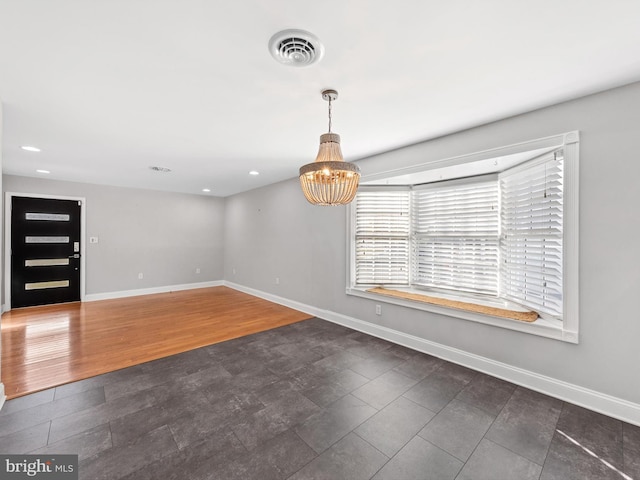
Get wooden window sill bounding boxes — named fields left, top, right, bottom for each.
left=366, top=287, right=538, bottom=323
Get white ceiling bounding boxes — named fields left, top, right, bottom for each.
left=1, top=0, right=640, bottom=197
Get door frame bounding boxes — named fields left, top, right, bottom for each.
left=4, top=192, right=87, bottom=312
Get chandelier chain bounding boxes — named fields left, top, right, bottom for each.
left=328, top=97, right=332, bottom=133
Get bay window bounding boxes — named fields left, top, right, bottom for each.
left=347, top=132, right=579, bottom=342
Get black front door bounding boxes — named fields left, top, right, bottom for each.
left=11, top=196, right=82, bottom=308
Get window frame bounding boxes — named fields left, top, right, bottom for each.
left=346, top=132, right=579, bottom=343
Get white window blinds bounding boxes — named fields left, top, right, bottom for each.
left=355, top=191, right=410, bottom=285
left=352, top=151, right=565, bottom=321
left=412, top=179, right=500, bottom=295
left=500, top=152, right=563, bottom=318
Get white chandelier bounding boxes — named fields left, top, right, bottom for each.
left=299, top=90, right=361, bottom=206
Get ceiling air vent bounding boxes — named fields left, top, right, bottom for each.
left=268, top=29, right=324, bottom=67
left=149, top=166, right=171, bottom=173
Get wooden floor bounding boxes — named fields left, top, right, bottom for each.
left=0, top=286, right=312, bottom=399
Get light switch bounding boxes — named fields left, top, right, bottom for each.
left=89, top=237, right=99, bottom=244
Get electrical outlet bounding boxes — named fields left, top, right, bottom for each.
left=375, top=304, right=382, bottom=315
left=89, top=236, right=99, bottom=244
left=138, top=273, right=143, bottom=279
left=196, top=268, right=201, bottom=274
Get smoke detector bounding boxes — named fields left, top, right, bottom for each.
left=268, top=29, right=324, bottom=67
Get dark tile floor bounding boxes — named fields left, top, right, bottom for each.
left=1, top=318, right=638, bottom=479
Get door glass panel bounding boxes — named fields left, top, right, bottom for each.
left=25, top=258, right=70, bottom=267
left=25, top=280, right=70, bottom=290
left=25, top=236, right=70, bottom=243
left=25, top=213, right=71, bottom=221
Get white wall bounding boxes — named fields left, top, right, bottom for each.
left=224, top=81, right=640, bottom=420
left=3, top=176, right=226, bottom=299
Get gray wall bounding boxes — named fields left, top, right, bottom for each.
left=3, top=176, right=225, bottom=298
left=224, top=81, right=640, bottom=406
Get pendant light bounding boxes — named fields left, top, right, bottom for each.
left=299, top=89, right=361, bottom=205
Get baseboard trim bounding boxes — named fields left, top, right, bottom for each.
left=224, top=281, right=640, bottom=427
left=85, top=281, right=224, bottom=302
left=0, top=383, right=6, bottom=412
left=224, top=282, right=322, bottom=318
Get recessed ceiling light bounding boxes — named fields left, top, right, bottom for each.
left=21, top=146, right=41, bottom=152
left=36, top=169, right=50, bottom=174
left=202, top=188, right=211, bottom=192
left=249, top=170, right=260, bottom=176
left=149, top=166, right=171, bottom=172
